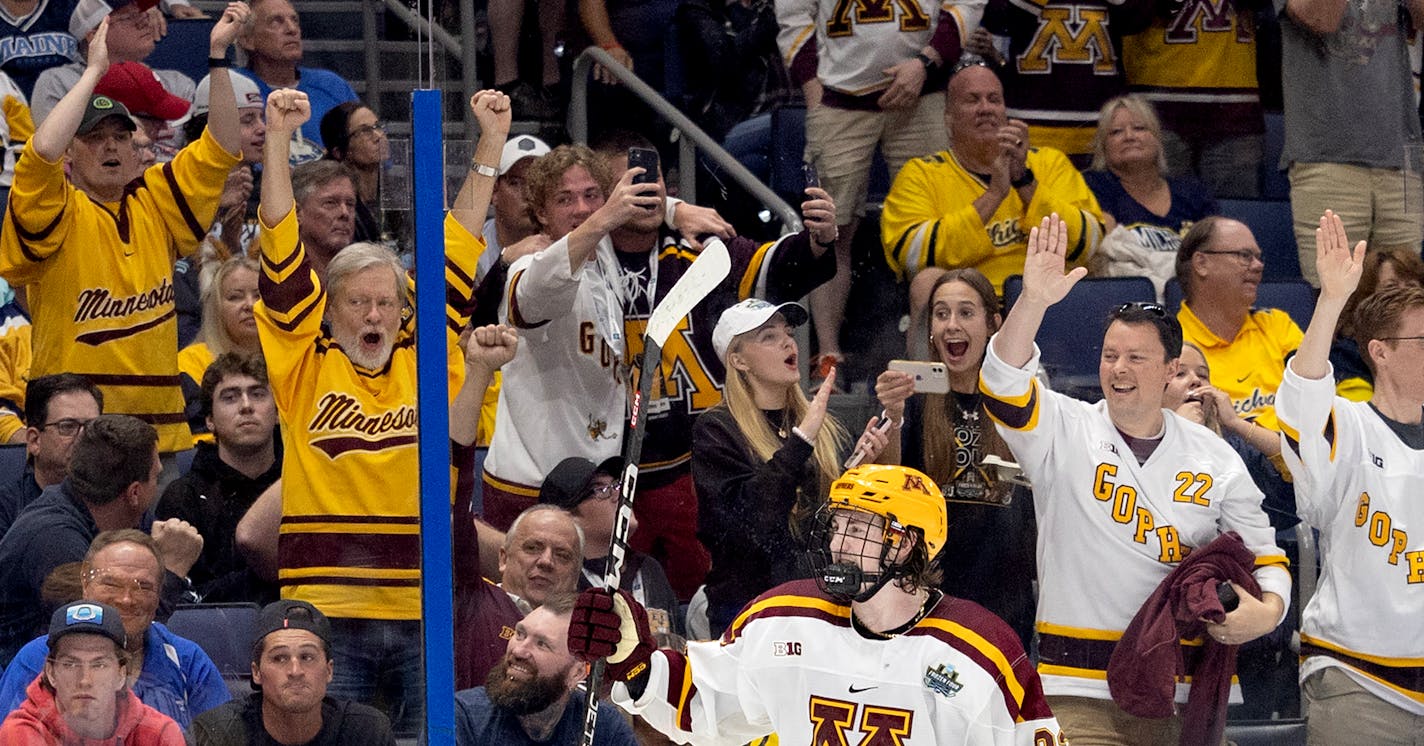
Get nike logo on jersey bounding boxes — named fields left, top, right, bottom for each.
left=848, top=684, right=877, bottom=693
left=1236, top=373, right=1250, bottom=383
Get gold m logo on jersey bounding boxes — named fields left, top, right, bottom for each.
left=1017, top=6, right=1116, bottom=74
left=901, top=474, right=931, bottom=494
left=624, top=314, right=722, bottom=413
left=825, top=0, right=930, bottom=37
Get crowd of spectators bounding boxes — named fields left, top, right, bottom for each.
left=0, top=0, right=1419, bottom=742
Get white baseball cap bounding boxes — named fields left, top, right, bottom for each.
left=499, top=135, right=550, bottom=176
left=191, top=73, right=264, bottom=117
left=712, top=299, right=808, bottom=363
left=70, top=0, right=153, bottom=42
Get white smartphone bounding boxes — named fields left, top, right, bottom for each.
left=888, top=360, right=950, bottom=394
left=843, top=410, right=895, bottom=469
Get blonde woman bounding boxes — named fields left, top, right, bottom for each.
left=178, top=256, right=262, bottom=442
left=692, top=299, right=889, bottom=635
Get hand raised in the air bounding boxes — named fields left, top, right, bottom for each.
left=1019, top=214, right=1085, bottom=309
left=1314, top=210, right=1366, bottom=304
left=265, top=89, right=310, bottom=136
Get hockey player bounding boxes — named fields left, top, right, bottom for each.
left=1276, top=210, right=1424, bottom=743
left=569, top=463, right=1065, bottom=744
left=979, top=214, right=1290, bottom=742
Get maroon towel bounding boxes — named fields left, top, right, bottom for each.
left=1107, top=532, right=1263, bottom=746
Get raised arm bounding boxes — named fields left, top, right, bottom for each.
left=258, top=89, right=310, bottom=226
left=1291, top=210, right=1364, bottom=380
left=451, top=324, right=518, bottom=446
left=30, top=19, right=109, bottom=160
left=990, top=214, right=1084, bottom=368
left=448, top=91, right=512, bottom=236
left=564, top=168, right=661, bottom=271
left=203, top=2, right=250, bottom=156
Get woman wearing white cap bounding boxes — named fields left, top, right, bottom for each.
left=691, top=298, right=891, bottom=635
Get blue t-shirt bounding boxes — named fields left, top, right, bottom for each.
left=1083, top=170, right=1217, bottom=255
left=0, top=622, right=230, bottom=729
left=451, top=687, right=637, bottom=746
left=236, top=66, right=357, bottom=148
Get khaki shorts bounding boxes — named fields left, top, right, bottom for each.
left=1288, top=161, right=1423, bottom=286
left=804, top=94, right=948, bottom=223
left=1303, top=666, right=1424, bottom=745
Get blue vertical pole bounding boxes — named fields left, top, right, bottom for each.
left=412, top=88, right=455, bottom=744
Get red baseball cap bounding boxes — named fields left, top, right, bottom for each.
left=94, top=61, right=190, bottom=121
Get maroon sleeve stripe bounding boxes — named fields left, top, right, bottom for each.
left=160, top=161, right=206, bottom=241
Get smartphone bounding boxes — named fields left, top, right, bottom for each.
left=888, top=360, right=950, bottom=394
left=803, top=161, right=820, bottom=190
left=628, top=147, right=659, bottom=185
left=843, top=410, right=896, bottom=469
left=982, top=454, right=1031, bottom=487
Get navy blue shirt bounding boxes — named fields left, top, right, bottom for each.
left=1084, top=170, right=1217, bottom=255
left=451, top=687, right=636, bottom=746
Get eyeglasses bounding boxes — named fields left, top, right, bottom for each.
left=348, top=121, right=385, bottom=141
left=1197, top=248, right=1263, bottom=265
left=39, top=418, right=94, bottom=437
left=1379, top=335, right=1424, bottom=342
left=48, top=656, right=120, bottom=677
left=1112, top=302, right=1167, bottom=318
left=951, top=57, right=991, bottom=76
left=84, top=569, right=160, bottom=599
left=585, top=482, right=620, bottom=501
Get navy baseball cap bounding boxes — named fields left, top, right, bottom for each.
left=48, top=601, right=127, bottom=651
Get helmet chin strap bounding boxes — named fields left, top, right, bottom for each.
left=817, top=535, right=903, bottom=603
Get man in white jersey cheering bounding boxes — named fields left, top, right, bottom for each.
left=978, top=214, right=1290, bottom=743
left=1277, top=210, right=1424, bottom=742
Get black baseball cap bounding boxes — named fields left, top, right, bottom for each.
left=48, top=601, right=127, bottom=651
left=76, top=95, right=137, bottom=137
left=256, top=600, right=331, bottom=648
left=538, top=456, right=624, bottom=511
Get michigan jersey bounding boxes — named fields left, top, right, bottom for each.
left=979, top=342, right=1290, bottom=701
left=881, top=146, right=1102, bottom=291
left=256, top=208, right=472, bottom=621
left=616, top=579, right=1065, bottom=745
left=0, top=130, right=240, bottom=453
left=1277, top=365, right=1424, bottom=714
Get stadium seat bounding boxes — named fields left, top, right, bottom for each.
left=146, top=18, right=217, bottom=86
left=0, top=443, right=25, bottom=485
left=1164, top=277, right=1313, bottom=329
left=1003, top=275, right=1156, bottom=399
left=1217, top=199, right=1302, bottom=281
left=1255, top=279, right=1316, bottom=329
left=1261, top=113, right=1290, bottom=200
left=164, top=603, right=261, bottom=681
left=1224, top=718, right=1308, bottom=746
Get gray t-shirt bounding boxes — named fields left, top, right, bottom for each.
left=1275, top=0, right=1421, bottom=169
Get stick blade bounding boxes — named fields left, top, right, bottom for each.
left=644, top=239, right=731, bottom=349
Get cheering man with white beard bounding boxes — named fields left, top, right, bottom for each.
left=253, top=87, right=507, bottom=734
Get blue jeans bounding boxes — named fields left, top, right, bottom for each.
left=326, top=618, right=424, bottom=736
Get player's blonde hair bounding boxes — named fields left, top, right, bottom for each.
left=722, top=331, right=849, bottom=532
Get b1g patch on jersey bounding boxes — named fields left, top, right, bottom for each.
left=773, top=641, right=803, bottom=656
left=924, top=663, right=963, bottom=698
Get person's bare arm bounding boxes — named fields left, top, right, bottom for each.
left=1284, top=0, right=1349, bottom=34
left=258, top=90, right=308, bottom=226
left=203, top=2, right=250, bottom=156
left=30, top=19, right=109, bottom=161
left=450, top=325, right=518, bottom=446
left=448, top=91, right=512, bottom=236
left=236, top=480, right=281, bottom=580
left=1292, top=210, right=1364, bottom=380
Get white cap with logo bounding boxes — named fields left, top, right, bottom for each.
left=499, top=135, right=551, bottom=176
left=192, top=73, right=264, bottom=117
left=712, top=299, right=808, bottom=363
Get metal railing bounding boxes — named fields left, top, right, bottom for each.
left=568, top=46, right=802, bottom=233
left=370, top=0, right=481, bottom=139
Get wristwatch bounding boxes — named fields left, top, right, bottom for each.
left=914, top=52, right=940, bottom=75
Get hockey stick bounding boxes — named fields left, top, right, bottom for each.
left=581, top=239, right=732, bottom=746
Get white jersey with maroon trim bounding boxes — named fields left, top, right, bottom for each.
left=614, top=579, right=1064, bottom=745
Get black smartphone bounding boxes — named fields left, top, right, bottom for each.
left=1217, top=581, right=1239, bottom=613
left=628, top=147, right=659, bottom=185
left=803, top=161, right=820, bottom=190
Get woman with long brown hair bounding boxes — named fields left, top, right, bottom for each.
left=692, top=299, right=889, bottom=636
left=874, top=268, right=1036, bottom=646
